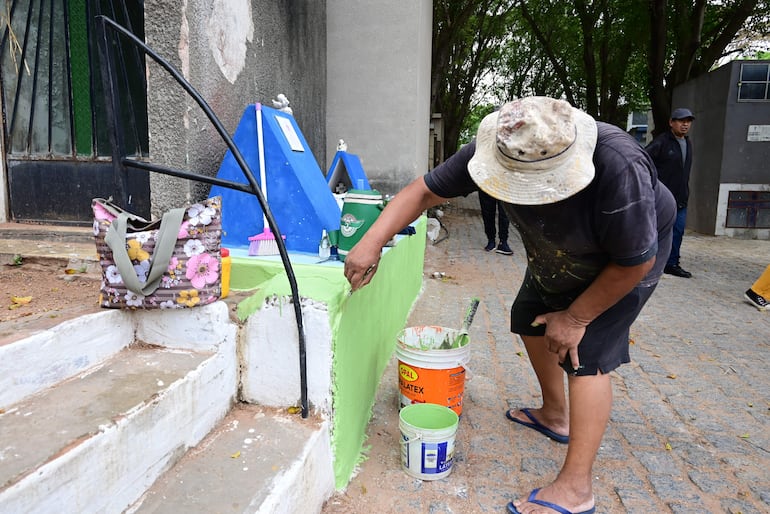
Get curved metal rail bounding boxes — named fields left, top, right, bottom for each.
left=95, top=15, right=309, bottom=418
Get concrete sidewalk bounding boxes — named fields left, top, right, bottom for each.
left=0, top=222, right=97, bottom=268
left=322, top=194, right=770, bottom=513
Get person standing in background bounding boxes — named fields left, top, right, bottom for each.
left=479, top=189, right=513, bottom=255
left=645, top=107, right=695, bottom=278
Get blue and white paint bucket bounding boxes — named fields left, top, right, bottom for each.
left=399, top=403, right=459, bottom=480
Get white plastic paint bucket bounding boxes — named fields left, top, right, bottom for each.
left=399, top=403, right=459, bottom=480
left=396, top=325, right=471, bottom=415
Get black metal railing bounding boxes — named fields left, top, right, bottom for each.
left=0, top=0, right=147, bottom=159
left=95, top=15, right=310, bottom=418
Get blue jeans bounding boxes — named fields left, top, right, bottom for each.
left=668, top=207, right=687, bottom=267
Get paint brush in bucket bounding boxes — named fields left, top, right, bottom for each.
left=441, top=297, right=480, bottom=349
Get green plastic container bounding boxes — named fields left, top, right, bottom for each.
left=336, top=189, right=384, bottom=261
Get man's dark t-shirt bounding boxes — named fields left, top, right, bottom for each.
left=424, top=122, right=676, bottom=299
left=644, top=130, right=692, bottom=208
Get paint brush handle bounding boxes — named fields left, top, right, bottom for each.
left=461, top=297, right=480, bottom=333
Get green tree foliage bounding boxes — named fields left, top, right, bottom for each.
left=431, top=0, right=770, bottom=153
left=458, top=103, right=497, bottom=145
left=511, top=0, right=650, bottom=125
left=648, top=0, right=770, bottom=134
left=431, top=0, right=515, bottom=158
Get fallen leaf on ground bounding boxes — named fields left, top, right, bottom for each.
left=9, top=296, right=33, bottom=309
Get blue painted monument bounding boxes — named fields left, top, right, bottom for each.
left=326, top=150, right=370, bottom=192
left=210, top=104, right=341, bottom=253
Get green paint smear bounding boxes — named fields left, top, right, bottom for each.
left=231, top=217, right=427, bottom=489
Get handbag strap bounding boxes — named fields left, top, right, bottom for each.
left=94, top=197, right=149, bottom=225
left=105, top=207, right=187, bottom=296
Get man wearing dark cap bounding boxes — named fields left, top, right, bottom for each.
left=645, top=107, right=696, bottom=278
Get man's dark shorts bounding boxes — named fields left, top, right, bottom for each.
left=511, top=270, right=657, bottom=376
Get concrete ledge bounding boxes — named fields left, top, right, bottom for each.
left=0, top=223, right=97, bottom=269
left=240, top=297, right=333, bottom=415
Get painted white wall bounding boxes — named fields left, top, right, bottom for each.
left=135, top=300, right=236, bottom=351
left=239, top=297, right=334, bottom=416
left=255, top=423, right=335, bottom=514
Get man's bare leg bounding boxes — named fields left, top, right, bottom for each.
left=507, top=335, right=569, bottom=437
left=512, top=372, right=611, bottom=513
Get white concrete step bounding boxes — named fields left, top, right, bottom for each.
left=129, top=403, right=333, bottom=514
left=0, top=304, right=239, bottom=513
left=0, top=302, right=335, bottom=513
left=0, top=309, right=132, bottom=410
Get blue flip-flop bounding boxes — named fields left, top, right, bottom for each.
left=506, top=488, right=596, bottom=514
left=505, top=408, right=569, bottom=444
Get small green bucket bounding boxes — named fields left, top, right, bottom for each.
left=399, top=403, right=459, bottom=480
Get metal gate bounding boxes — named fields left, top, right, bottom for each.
left=0, top=0, right=149, bottom=224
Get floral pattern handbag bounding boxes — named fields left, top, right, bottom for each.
left=92, top=196, right=222, bottom=309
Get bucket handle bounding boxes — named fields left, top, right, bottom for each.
left=400, top=433, right=423, bottom=445
left=457, top=359, right=473, bottom=381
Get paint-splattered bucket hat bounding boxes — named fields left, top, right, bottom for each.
left=468, top=96, right=598, bottom=205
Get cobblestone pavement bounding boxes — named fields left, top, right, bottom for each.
left=322, top=194, right=770, bottom=514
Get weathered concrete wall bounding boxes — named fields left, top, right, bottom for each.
left=672, top=66, right=728, bottom=236
left=144, top=0, right=326, bottom=216
left=326, top=0, right=433, bottom=195
left=720, top=61, right=770, bottom=186
left=674, top=60, right=770, bottom=238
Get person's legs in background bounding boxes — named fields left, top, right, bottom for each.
left=495, top=204, right=513, bottom=255
left=744, top=264, right=770, bottom=311
left=664, top=207, right=691, bottom=277
left=479, top=190, right=497, bottom=251
left=668, top=208, right=686, bottom=266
